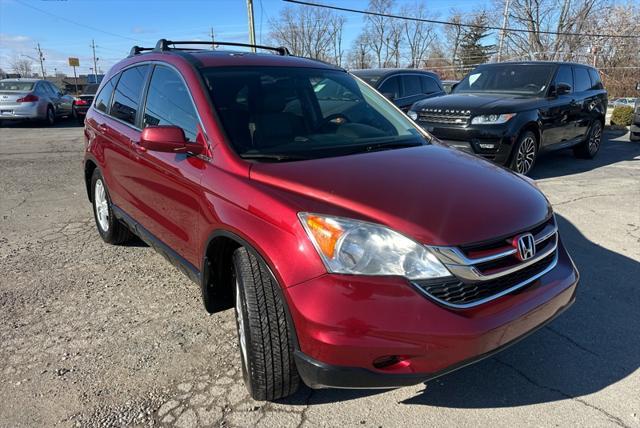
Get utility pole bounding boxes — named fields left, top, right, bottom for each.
left=210, top=27, right=215, bottom=50
left=90, top=39, right=99, bottom=83
left=497, top=0, right=511, bottom=62
left=246, top=0, right=256, bottom=52
left=35, top=43, right=46, bottom=78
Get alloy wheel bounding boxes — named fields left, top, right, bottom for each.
left=589, top=123, right=602, bottom=155
left=94, top=179, right=110, bottom=232
left=235, top=278, right=249, bottom=369
left=515, top=136, right=536, bottom=174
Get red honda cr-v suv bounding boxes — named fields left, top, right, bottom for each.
left=83, top=40, right=579, bottom=400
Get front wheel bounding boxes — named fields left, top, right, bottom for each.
left=232, top=247, right=299, bottom=401
left=90, top=169, right=132, bottom=244
left=573, top=121, right=602, bottom=159
left=510, top=130, right=538, bottom=175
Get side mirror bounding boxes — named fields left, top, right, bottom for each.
left=555, top=83, right=572, bottom=96
left=140, top=126, right=203, bottom=155
left=382, top=92, right=396, bottom=101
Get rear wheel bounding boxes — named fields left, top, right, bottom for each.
left=232, top=247, right=299, bottom=401
left=44, top=106, right=55, bottom=126
left=91, top=169, right=132, bottom=244
left=510, top=130, right=538, bottom=175
left=574, top=121, right=602, bottom=159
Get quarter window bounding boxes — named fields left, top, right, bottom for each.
left=111, top=65, right=149, bottom=125
left=94, top=78, right=115, bottom=114
left=143, top=66, right=198, bottom=141
left=573, top=67, right=592, bottom=92
left=588, top=68, right=603, bottom=90
left=421, top=76, right=441, bottom=94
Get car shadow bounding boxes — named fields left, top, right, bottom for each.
left=531, top=130, right=639, bottom=180
left=279, top=215, right=640, bottom=407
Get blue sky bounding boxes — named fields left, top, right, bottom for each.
left=0, top=0, right=485, bottom=76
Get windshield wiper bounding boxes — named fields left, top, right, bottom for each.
left=349, top=140, right=424, bottom=155
left=239, top=153, right=309, bottom=162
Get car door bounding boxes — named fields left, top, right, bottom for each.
left=540, top=65, right=575, bottom=148
left=98, top=65, right=151, bottom=222
left=49, top=82, right=73, bottom=115
left=132, top=64, right=206, bottom=264
left=377, top=76, right=400, bottom=107
left=572, top=66, right=596, bottom=139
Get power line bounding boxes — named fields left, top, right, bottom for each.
left=283, top=0, right=640, bottom=39
left=14, top=0, right=141, bottom=42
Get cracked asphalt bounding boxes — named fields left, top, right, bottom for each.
left=1, top=122, right=639, bottom=427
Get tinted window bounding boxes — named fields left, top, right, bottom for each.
left=421, top=76, right=441, bottom=94
left=401, top=75, right=422, bottom=97
left=94, top=79, right=115, bottom=113
left=111, top=65, right=149, bottom=125
left=378, top=76, right=399, bottom=99
left=574, top=67, right=591, bottom=92
left=48, top=82, right=62, bottom=95
left=588, top=69, right=603, bottom=90
left=455, top=64, right=554, bottom=95
left=143, top=66, right=198, bottom=142
left=554, top=65, right=573, bottom=93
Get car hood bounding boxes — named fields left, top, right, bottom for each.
left=249, top=145, right=551, bottom=246
left=411, top=93, right=543, bottom=114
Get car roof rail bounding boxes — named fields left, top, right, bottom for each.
left=153, top=39, right=290, bottom=56
left=129, top=46, right=154, bottom=57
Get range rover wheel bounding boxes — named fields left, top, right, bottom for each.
left=91, top=169, right=132, bottom=244
left=511, top=130, right=538, bottom=175
left=574, top=121, right=602, bottom=159
left=232, top=247, right=299, bottom=401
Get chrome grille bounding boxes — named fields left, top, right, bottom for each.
left=417, top=217, right=559, bottom=308
left=417, top=109, right=471, bottom=126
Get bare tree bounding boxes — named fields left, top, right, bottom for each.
left=362, top=0, right=401, bottom=68
left=401, top=1, right=436, bottom=68
left=268, top=6, right=345, bottom=64
left=444, top=12, right=464, bottom=73
left=347, top=34, right=374, bottom=69
left=9, top=56, right=33, bottom=77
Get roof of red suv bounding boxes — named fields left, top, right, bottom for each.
left=188, top=50, right=342, bottom=71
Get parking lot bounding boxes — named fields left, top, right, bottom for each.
left=0, top=123, right=638, bottom=427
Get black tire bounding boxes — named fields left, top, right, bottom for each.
left=510, top=130, right=538, bottom=175
left=44, top=106, right=55, bottom=126
left=90, top=169, right=132, bottom=245
left=631, top=131, right=640, bottom=142
left=232, top=247, right=299, bottom=401
left=574, top=121, right=603, bottom=159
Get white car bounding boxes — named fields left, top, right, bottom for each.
left=0, top=78, right=73, bottom=125
left=611, top=97, right=637, bottom=108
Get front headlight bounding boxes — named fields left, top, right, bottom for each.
left=471, top=113, right=516, bottom=125
left=407, top=110, right=418, bottom=121
left=298, top=213, right=451, bottom=280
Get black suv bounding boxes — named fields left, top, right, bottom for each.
left=352, top=69, right=445, bottom=112
left=409, top=62, right=608, bottom=175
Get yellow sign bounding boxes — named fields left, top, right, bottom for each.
left=68, top=57, right=80, bottom=67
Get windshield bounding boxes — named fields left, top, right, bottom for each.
left=0, top=81, right=35, bottom=91
left=453, top=64, right=555, bottom=96
left=201, top=67, right=428, bottom=161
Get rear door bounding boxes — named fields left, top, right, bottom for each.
left=133, top=64, right=206, bottom=264
left=541, top=65, right=575, bottom=147
left=571, top=66, right=595, bottom=139
left=377, top=76, right=400, bottom=106
left=397, top=74, right=423, bottom=111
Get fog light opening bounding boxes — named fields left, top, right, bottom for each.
left=372, top=355, right=411, bottom=370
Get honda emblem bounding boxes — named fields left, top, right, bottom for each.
left=513, top=233, right=536, bottom=261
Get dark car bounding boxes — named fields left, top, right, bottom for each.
left=72, top=83, right=99, bottom=121
left=631, top=97, right=640, bottom=141
left=351, top=68, right=445, bottom=112
left=408, top=62, right=608, bottom=175
left=83, top=40, right=578, bottom=400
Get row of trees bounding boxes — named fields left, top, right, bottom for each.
left=268, top=0, right=639, bottom=96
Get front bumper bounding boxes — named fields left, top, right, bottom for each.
left=286, top=240, right=578, bottom=389
left=417, top=120, right=518, bottom=165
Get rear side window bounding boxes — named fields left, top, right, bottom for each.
left=378, top=76, right=399, bottom=99
left=588, top=68, right=603, bottom=90
left=111, top=65, right=149, bottom=125
left=94, top=79, right=115, bottom=113
left=421, top=76, right=441, bottom=94
left=401, top=75, right=422, bottom=97
left=554, top=66, right=573, bottom=93
left=573, top=67, right=592, bottom=92
left=143, top=66, right=198, bottom=142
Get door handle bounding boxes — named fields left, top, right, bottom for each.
left=97, top=123, right=109, bottom=132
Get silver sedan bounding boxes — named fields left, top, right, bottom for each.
left=0, top=79, right=73, bottom=125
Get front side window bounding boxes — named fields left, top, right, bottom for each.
left=94, top=78, right=115, bottom=113
left=588, top=69, right=603, bottom=90
left=202, top=67, right=427, bottom=161
left=454, top=64, right=555, bottom=95
left=573, top=67, right=592, bottom=92
left=143, top=66, right=198, bottom=142
left=111, top=65, right=149, bottom=125
left=378, top=76, right=400, bottom=99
